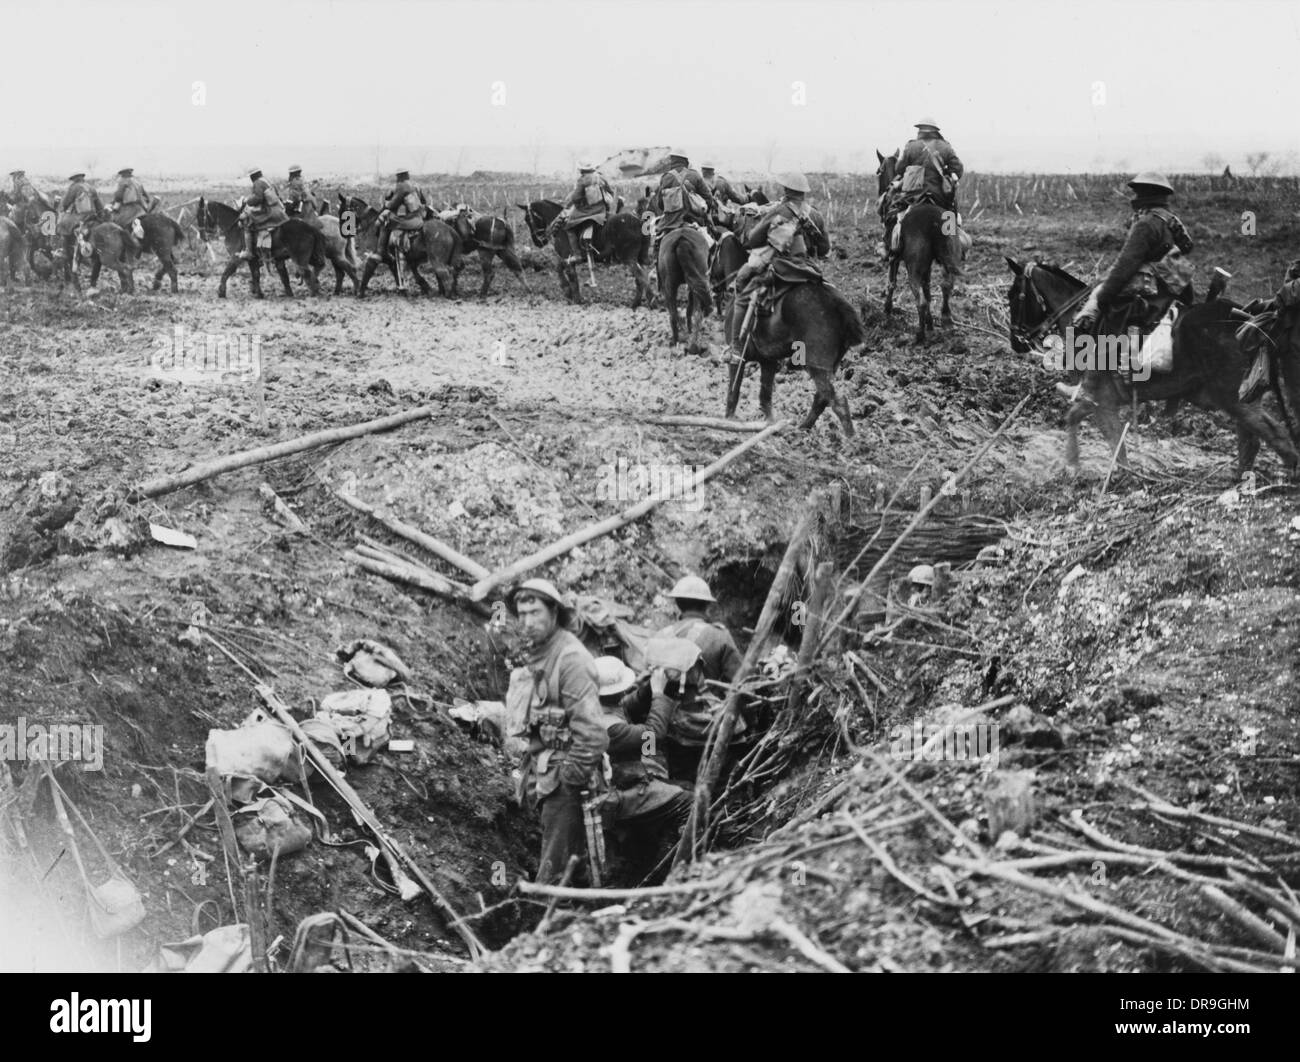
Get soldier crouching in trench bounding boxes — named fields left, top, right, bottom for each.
left=506, top=578, right=609, bottom=886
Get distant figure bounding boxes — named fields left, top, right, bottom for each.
left=1223, top=165, right=1234, bottom=180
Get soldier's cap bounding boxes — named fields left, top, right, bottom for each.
left=67, top=173, right=86, bottom=182
left=914, top=117, right=940, bottom=130
left=247, top=167, right=263, bottom=179
left=669, top=574, right=715, bottom=603
left=643, top=636, right=703, bottom=674
left=701, top=162, right=716, bottom=172
left=1127, top=171, right=1174, bottom=195
left=776, top=171, right=811, bottom=194
left=395, top=169, right=411, bottom=180
left=505, top=577, right=574, bottom=620
left=594, top=656, right=637, bottom=698
left=117, top=168, right=134, bottom=176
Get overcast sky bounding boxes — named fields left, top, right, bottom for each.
left=3, top=0, right=1298, bottom=178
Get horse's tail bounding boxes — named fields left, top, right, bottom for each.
left=170, top=216, right=187, bottom=246
left=310, top=228, right=326, bottom=269
left=825, top=283, right=867, bottom=355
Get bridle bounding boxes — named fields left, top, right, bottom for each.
left=1012, top=261, right=1090, bottom=349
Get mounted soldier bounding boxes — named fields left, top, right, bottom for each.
left=111, top=167, right=155, bottom=227
left=884, top=119, right=964, bottom=253
left=283, top=165, right=309, bottom=216
left=701, top=162, right=744, bottom=228
left=505, top=578, right=609, bottom=886
left=730, top=172, right=829, bottom=298
left=375, top=169, right=427, bottom=262
left=9, top=169, right=53, bottom=213
left=238, top=167, right=289, bottom=260
left=1073, top=172, right=1194, bottom=338
left=654, top=150, right=715, bottom=239
left=558, top=160, right=615, bottom=265
left=55, top=172, right=104, bottom=279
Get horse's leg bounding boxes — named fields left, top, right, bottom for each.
left=627, top=261, right=643, bottom=309
left=758, top=362, right=779, bottom=423
left=274, top=257, right=293, bottom=296
left=808, top=368, right=854, bottom=436
left=163, top=250, right=179, bottom=293
left=906, top=260, right=928, bottom=343
left=667, top=279, right=682, bottom=346
left=1224, top=399, right=1298, bottom=474
left=1094, top=399, right=1129, bottom=469
left=89, top=253, right=102, bottom=291
left=1235, top=421, right=1262, bottom=480
left=358, top=256, right=377, bottom=297
left=499, top=247, right=530, bottom=293
left=410, top=256, right=434, bottom=296
left=218, top=256, right=240, bottom=298
left=249, top=258, right=265, bottom=299
left=940, top=262, right=955, bottom=325
left=884, top=254, right=900, bottom=316
left=478, top=249, right=493, bottom=297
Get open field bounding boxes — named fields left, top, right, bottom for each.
left=2, top=172, right=1298, bottom=973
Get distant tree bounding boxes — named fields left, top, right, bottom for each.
left=1245, top=151, right=1270, bottom=176
left=1201, top=152, right=1224, bottom=173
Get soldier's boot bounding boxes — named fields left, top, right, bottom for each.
left=373, top=221, right=391, bottom=263
left=240, top=224, right=257, bottom=261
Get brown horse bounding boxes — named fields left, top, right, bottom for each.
left=657, top=226, right=712, bottom=353
left=884, top=202, right=964, bottom=343
left=724, top=277, right=865, bottom=434
left=517, top=200, right=654, bottom=307
left=84, top=212, right=187, bottom=293
left=343, top=196, right=463, bottom=297
left=204, top=200, right=327, bottom=299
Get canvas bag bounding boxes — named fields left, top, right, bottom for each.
left=1134, top=305, right=1177, bottom=375
left=583, top=180, right=605, bottom=206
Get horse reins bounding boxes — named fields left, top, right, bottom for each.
left=1014, top=261, right=1091, bottom=348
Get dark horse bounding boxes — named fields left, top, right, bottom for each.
left=657, top=226, right=713, bottom=353
left=83, top=212, right=187, bottom=293
left=517, top=200, right=654, bottom=307
left=203, top=200, right=327, bottom=298
left=444, top=209, right=530, bottom=296
left=1006, top=256, right=1299, bottom=477
left=709, top=205, right=830, bottom=315
left=341, top=196, right=463, bottom=298
left=724, top=278, right=865, bottom=434
left=6, top=196, right=55, bottom=279
left=885, top=202, right=964, bottom=343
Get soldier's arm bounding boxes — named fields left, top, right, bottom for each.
left=557, top=652, right=609, bottom=785
left=945, top=148, right=964, bottom=179
left=382, top=189, right=403, bottom=212
left=717, top=631, right=744, bottom=684
left=692, top=173, right=717, bottom=209
left=720, top=180, right=745, bottom=205
left=1096, top=221, right=1160, bottom=305
left=59, top=188, right=75, bottom=211
left=744, top=211, right=776, bottom=249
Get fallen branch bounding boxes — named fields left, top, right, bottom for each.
left=129, top=405, right=439, bottom=501
left=640, top=414, right=772, bottom=433
left=345, top=551, right=490, bottom=617
left=1123, top=781, right=1300, bottom=849
left=470, top=420, right=787, bottom=601
left=1200, top=884, right=1291, bottom=953
left=334, top=489, right=490, bottom=580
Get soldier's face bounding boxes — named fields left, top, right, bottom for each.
left=516, top=596, right=557, bottom=643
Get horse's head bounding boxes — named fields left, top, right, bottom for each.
left=1007, top=257, right=1086, bottom=354
left=876, top=149, right=899, bottom=197
left=516, top=200, right=553, bottom=247
left=743, top=185, right=770, bottom=206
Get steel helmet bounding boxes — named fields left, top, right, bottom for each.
left=8, top=170, right=23, bottom=177
left=288, top=164, right=302, bottom=175
left=594, top=656, right=637, bottom=697
left=914, top=117, right=940, bottom=130
left=118, top=167, right=134, bottom=176
left=246, top=167, right=262, bottom=179
left=643, top=636, right=703, bottom=673
left=777, top=172, right=811, bottom=194
left=505, top=577, right=573, bottom=620
left=701, top=161, right=716, bottom=172
left=668, top=149, right=689, bottom=162
left=67, top=173, right=86, bottom=182
left=578, top=159, right=597, bottom=172
left=395, top=169, right=410, bottom=180
left=908, top=564, right=936, bottom=586
left=669, top=575, right=716, bottom=603
left=1128, top=171, right=1174, bottom=195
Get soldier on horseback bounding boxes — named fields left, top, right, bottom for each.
left=884, top=119, right=964, bottom=253
left=238, top=167, right=289, bottom=260
left=700, top=162, right=744, bottom=228
left=55, top=172, right=103, bottom=280
left=283, top=165, right=308, bottom=216
left=654, top=151, right=715, bottom=239
left=1072, top=172, right=1194, bottom=337
left=111, top=167, right=155, bottom=227
left=375, top=169, right=427, bottom=262
left=558, top=160, right=615, bottom=265
left=730, top=172, right=829, bottom=297
left=9, top=170, right=53, bottom=213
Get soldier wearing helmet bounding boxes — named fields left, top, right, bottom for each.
left=558, top=159, right=616, bottom=264
left=656, top=575, right=742, bottom=687
left=504, top=578, right=609, bottom=885
left=375, top=169, right=427, bottom=263
left=9, top=169, right=53, bottom=213
left=238, top=167, right=289, bottom=259
left=730, top=171, right=829, bottom=297
left=654, top=150, right=716, bottom=235
left=700, top=161, right=745, bottom=228
left=111, top=167, right=155, bottom=227
left=55, top=172, right=104, bottom=280
left=593, top=655, right=690, bottom=883
left=897, top=118, right=963, bottom=211
left=283, top=165, right=308, bottom=216
left=1073, top=172, right=1194, bottom=335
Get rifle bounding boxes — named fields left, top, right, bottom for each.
left=580, top=789, right=607, bottom=886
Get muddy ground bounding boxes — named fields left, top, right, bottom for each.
left=0, top=176, right=1296, bottom=972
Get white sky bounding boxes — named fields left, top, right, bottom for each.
left=2, top=0, right=1298, bottom=177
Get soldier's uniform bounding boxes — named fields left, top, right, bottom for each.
left=655, top=154, right=715, bottom=235
left=511, top=611, right=609, bottom=885
left=701, top=165, right=744, bottom=227
left=732, top=175, right=829, bottom=295
left=1074, top=173, right=1193, bottom=335
left=10, top=170, right=53, bottom=212
left=374, top=170, right=426, bottom=261
left=658, top=616, right=742, bottom=687
left=283, top=168, right=308, bottom=215
left=897, top=122, right=963, bottom=211
left=56, top=173, right=103, bottom=276
left=560, top=163, right=614, bottom=261
left=594, top=657, right=690, bottom=884
left=111, top=168, right=154, bottom=225
left=239, top=168, right=288, bottom=258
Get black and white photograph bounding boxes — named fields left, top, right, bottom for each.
left=0, top=0, right=1296, bottom=1018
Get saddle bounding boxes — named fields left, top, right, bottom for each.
left=747, top=256, right=825, bottom=316
left=387, top=228, right=417, bottom=255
